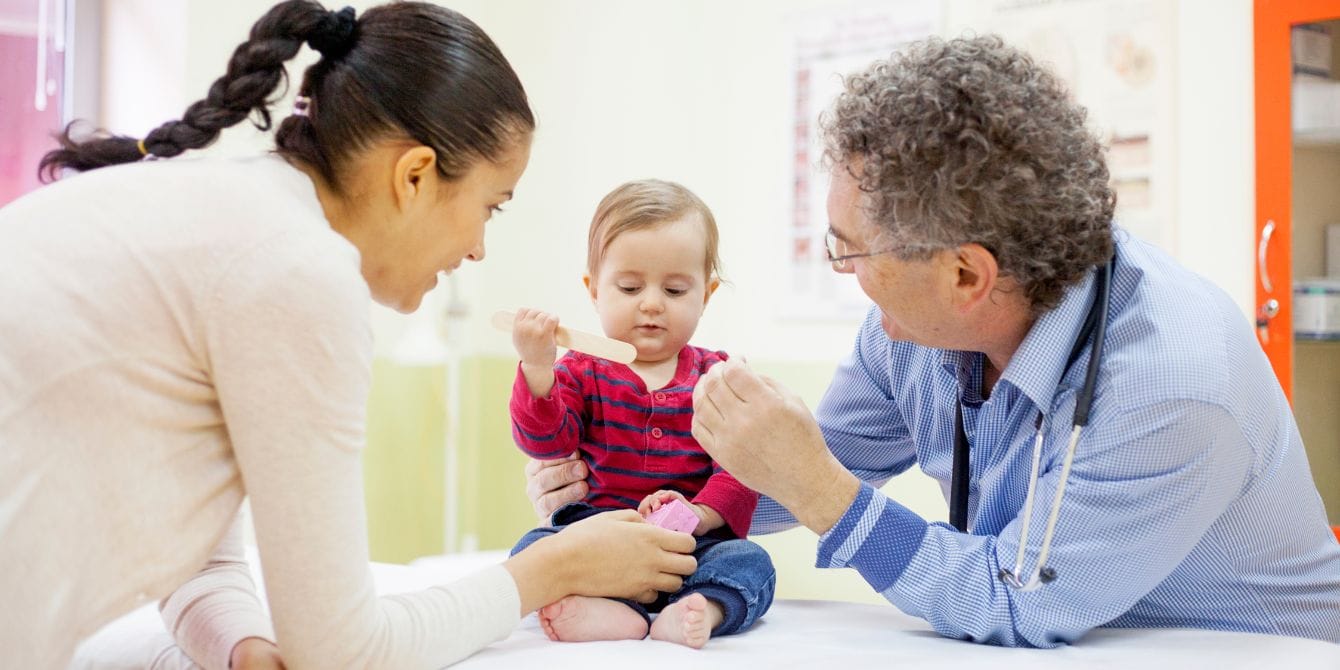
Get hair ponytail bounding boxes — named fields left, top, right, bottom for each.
left=39, top=0, right=335, bottom=180
left=40, top=1, right=533, bottom=192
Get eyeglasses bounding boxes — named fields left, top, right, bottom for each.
left=824, top=226, right=901, bottom=269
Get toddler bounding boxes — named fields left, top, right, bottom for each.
left=507, top=179, right=775, bottom=648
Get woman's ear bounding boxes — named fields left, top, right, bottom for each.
left=392, top=145, right=439, bottom=211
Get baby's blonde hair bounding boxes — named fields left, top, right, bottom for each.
left=587, top=179, right=722, bottom=281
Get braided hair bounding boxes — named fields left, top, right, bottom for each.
left=40, top=0, right=533, bottom=189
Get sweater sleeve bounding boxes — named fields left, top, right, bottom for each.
left=159, top=514, right=275, bottom=670
left=685, top=349, right=758, bottom=537
left=509, top=354, right=587, bottom=459
left=205, top=232, right=520, bottom=669
left=691, top=468, right=759, bottom=538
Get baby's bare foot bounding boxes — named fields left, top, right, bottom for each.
left=649, top=592, right=722, bottom=649
left=538, top=596, right=648, bottom=642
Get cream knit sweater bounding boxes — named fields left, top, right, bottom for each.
left=0, top=154, right=518, bottom=669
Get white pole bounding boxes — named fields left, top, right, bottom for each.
left=34, top=0, right=48, bottom=111
left=441, top=276, right=468, bottom=554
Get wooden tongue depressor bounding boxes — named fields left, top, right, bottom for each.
left=491, top=310, right=637, bottom=365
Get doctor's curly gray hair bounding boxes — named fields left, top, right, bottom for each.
left=821, top=35, right=1115, bottom=314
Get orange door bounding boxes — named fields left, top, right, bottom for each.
left=1254, top=0, right=1340, bottom=400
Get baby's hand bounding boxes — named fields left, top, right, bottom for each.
left=512, top=308, right=560, bottom=369
left=639, top=490, right=717, bottom=535
left=639, top=489, right=690, bottom=516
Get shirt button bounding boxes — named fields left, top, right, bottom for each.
left=651, top=427, right=663, bottom=438
left=654, top=392, right=667, bottom=402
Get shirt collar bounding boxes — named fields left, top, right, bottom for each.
left=998, top=267, right=1099, bottom=412
left=939, top=347, right=987, bottom=406
left=937, top=348, right=976, bottom=404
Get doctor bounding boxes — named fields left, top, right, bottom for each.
left=531, top=35, right=1340, bottom=647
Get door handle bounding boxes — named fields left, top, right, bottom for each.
left=1258, top=219, right=1276, bottom=294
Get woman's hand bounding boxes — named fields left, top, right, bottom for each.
left=524, top=455, right=588, bottom=520
left=504, top=509, right=697, bottom=612
left=229, top=637, right=284, bottom=670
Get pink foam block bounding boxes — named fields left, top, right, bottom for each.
left=645, top=499, right=699, bottom=534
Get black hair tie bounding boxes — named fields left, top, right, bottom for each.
left=308, top=6, right=357, bottom=60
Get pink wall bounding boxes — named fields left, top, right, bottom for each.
left=0, top=32, right=65, bottom=207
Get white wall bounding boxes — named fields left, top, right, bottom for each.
left=99, top=0, right=187, bottom=136
left=443, top=0, right=867, bottom=362
left=100, top=0, right=1258, bottom=351
left=450, top=0, right=1258, bottom=356
left=1174, top=0, right=1255, bottom=315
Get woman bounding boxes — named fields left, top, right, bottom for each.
left=0, top=2, right=696, bottom=668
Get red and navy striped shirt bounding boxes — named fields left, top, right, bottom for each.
left=510, top=345, right=758, bottom=538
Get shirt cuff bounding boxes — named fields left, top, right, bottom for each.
left=510, top=365, right=569, bottom=441
left=815, top=482, right=927, bottom=592
left=692, top=476, right=758, bottom=538
left=165, top=589, right=276, bottom=670
left=451, top=564, right=524, bottom=647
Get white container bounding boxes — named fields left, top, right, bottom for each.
left=1294, top=278, right=1340, bottom=340
left=1293, top=78, right=1340, bottom=133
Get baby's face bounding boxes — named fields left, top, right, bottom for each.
left=587, top=215, right=716, bottom=364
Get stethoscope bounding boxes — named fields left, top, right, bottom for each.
left=949, top=253, right=1114, bottom=591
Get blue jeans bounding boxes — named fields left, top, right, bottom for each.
left=511, top=502, right=776, bottom=636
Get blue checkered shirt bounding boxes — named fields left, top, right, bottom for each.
left=753, top=233, right=1340, bottom=647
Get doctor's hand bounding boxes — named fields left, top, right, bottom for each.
left=524, top=454, right=588, bottom=520
left=692, top=360, right=860, bottom=535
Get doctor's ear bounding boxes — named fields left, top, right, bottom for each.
left=953, top=244, right=999, bottom=306
left=392, top=145, right=439, bottom=210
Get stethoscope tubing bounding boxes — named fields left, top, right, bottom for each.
left=971, top=255, right=1114, bottom=591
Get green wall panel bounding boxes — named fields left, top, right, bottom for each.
left=362, top=359, right=446, bottom=564
left=454, top=356, right=538, bottom=551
